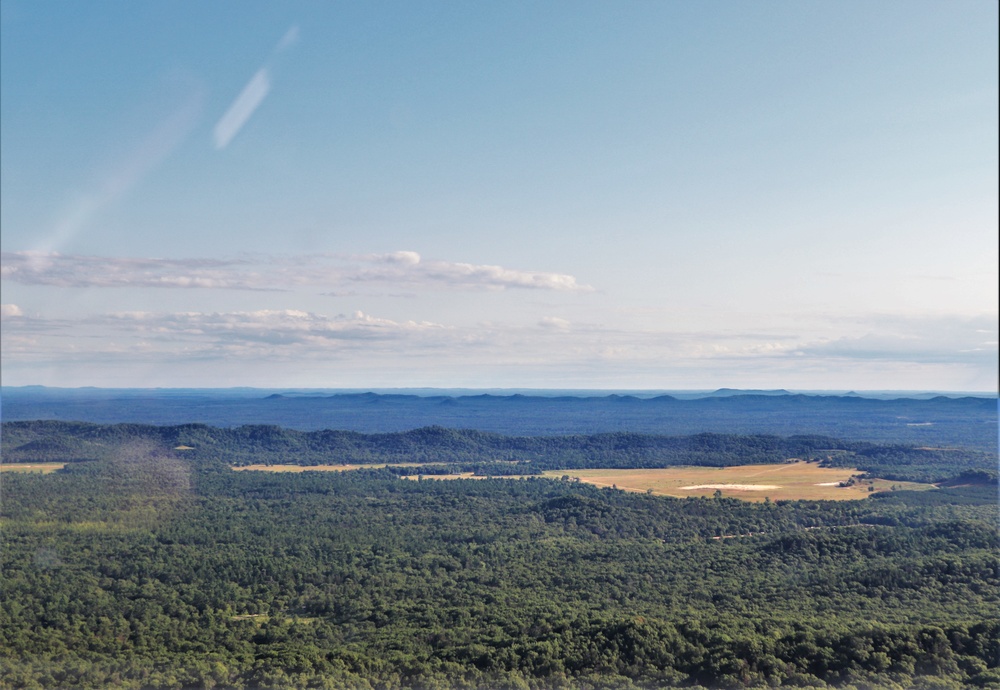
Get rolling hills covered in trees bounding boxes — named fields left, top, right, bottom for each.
left=2, top=420, right=998, bottom=688
left=3, top=420, right=997, bottom=484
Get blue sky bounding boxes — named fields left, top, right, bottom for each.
left=1, top=0, right=997, bottom=390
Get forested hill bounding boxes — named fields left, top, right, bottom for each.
left=2, top=388, right=996, bottom=450
left=3, top=430, right=999, bottom=689
left=4, top=421, right=996, bottom=484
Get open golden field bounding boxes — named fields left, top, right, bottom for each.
left=1, top=463, right=67, bottom=474
left=541, top=462, right=933, bottom=501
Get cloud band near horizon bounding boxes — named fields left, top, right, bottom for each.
left=0, top=251, right=593, bottom=293
left=3, top=305, right=994, bottom=376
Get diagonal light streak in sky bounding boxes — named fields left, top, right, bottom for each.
left=213, top=68, right=271, bottom=150
left=212, top=25, right=298, bottom=150
left=38, top=89, right=204, bottom=254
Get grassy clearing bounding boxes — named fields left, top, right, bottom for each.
left=541, top=462, right=934, bottom=501
left=1, top=463, right=67, bottom=474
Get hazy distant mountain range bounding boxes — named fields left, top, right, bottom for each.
left=1, top=387, right=995, bottom=451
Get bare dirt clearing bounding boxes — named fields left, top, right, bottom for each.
left=680, top=484, right=780, bottom=491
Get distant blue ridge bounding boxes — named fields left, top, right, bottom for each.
left=1, top=388, right=995, bottom=451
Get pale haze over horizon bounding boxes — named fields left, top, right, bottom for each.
left=1, top=1, right=997, bottom=391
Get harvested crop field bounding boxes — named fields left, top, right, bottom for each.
left=541, top=462, right=933, bottom=501
left=1, top=463, right=67, bottom=474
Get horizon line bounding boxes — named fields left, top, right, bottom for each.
left=2, top=385, right=996, bottom=395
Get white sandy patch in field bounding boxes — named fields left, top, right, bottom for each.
left=815, top=481, right=841, bottom=486
left=680, top=484, right=780, bottom=491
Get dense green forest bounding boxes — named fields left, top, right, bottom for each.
left=2, top=424, right=998, bottom=689
left=4, top=421, right=997, bottom=483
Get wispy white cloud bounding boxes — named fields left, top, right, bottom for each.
left=1, top=307, right=450, bottom=366
left=365, top=250, right=422, bottom=266
left=1, top=252, right=266, bottom=290
left=103, top=308, right=444, bottom=345
left=0, top=251, right=593, bottom=293
left=3, top=306, right=995, bottom=389
left=7, top=306, right=989, bottom=364
left=539, top=316, right=572, bottom=330
left=350, top=251, right=593, bottom=291
left=1, top=304, right=24, bottom=318
left=789, top=315, right=998, bottom=365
